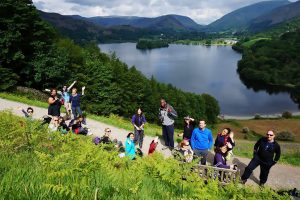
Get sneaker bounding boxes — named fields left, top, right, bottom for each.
left=162, top=146, right=169, bottom=150
left=241, top=179, right=247, bottom=184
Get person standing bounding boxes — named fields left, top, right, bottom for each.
left=131, top=108, right=146, bottom=149
left=182, top=116, right=196, bottom=141
left=59, top=81, right=76, bottom=118
left=190, top=120, right=213, bottom=165
left=241, top=130, right=281, bottom=186
left=70, top=86, right=85, bottom=119
left=158, top=99, right=177, bottom=150
left=48, top=89, right=62, bottom=117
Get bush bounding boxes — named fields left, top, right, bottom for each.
left=254, top=114, right=261, bottom=119
left=276, top=131, right=295, bottom=141
left=242, top=127, right=250, bottom=133
left=282, top=111, right=292, bottom=119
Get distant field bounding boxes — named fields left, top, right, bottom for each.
left=242, top=37, right=270, bottom=47
left=216, top=118, right=300, bottom=142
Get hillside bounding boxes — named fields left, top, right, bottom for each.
left=74, top=14, right=203, bottom=31
left=249, top=0, right=300, bottom=32
left=206, top=0, right=290, bottom=32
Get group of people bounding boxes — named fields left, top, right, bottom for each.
left=18, top=94, right=281, bottom=186
left=157, top=98, right=281, bottom=186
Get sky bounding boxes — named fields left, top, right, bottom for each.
left=33, top=0, right=297, bottom=25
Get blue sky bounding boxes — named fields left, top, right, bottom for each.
left=33, top=0, right=297, bottom=24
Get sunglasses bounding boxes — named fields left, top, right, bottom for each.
left=28, top=111, right=33, bottom=113
left=106, top=130, right=111, bottom=132
left=266, top=134, right=274, bottom=136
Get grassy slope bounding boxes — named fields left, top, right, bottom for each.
left=0, top=111, right=289, bottom=199
left=1, top=92, right=299, bottom=166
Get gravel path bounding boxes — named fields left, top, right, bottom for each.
left=0, top=98, right=299, bottom=190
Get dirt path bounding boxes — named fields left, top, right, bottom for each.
left=0, top=98, right=299, bottom=190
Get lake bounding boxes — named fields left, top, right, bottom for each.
left=99, top=43, right=299, bottom=117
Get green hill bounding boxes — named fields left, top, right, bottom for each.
left=0, top=0, right=220, bottom=124
left=206, top=0, right=290, bottom=32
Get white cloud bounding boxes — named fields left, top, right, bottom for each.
left=33, top=0, right=297, bottom=24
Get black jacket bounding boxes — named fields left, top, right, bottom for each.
left=254, top=137, right=281, bottom=165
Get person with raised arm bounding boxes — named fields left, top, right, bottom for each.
left=158, top=98, right=177, bottom=150
left=59, top=81, right=76, bottom=118
left=70, top=86, right=85, bottom=119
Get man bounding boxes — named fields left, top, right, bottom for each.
left=70, top=86, right=85, bottom=119
left=241, top=130, right=281, bottom=186
left=158, top=99, right=177, bottom=150
left=190, top=120, right=213, bottom=165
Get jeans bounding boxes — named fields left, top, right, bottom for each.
left=134, top=129, right=144, bottom=149
left=193, top=149, right=209, bottom=165
left=72, top=106, right=82, bottom=119
left=241, top=155, right=273, bottom=184
left=162, top=124, right=174, bottom=148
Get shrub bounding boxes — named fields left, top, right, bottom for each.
left=276, top=131, right=295, bottom=141
left=242, top=127, right=250, bottom=133
left=254, top=114, right=261, bottom=119
left=282, top=111, right=292, bottom=119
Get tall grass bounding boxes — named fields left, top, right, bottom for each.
left=0, top=111, right=290, bottom=199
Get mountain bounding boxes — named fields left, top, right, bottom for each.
left=39, top=11, right=104, bottom=43
left=249, top=1, right=300, bottom=32
left=206, top=0, right=290, bottom=32
left=72, top=14, right=203, bottom=31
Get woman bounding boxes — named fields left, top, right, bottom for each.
left=48, top=116, right=59, bottom=132
left=68, top=115, right=88, bottom=135
left=179, top=140, right=194, bottom=163
left=213, top=147, right=236, bottom=169
left=58, top=116, right=70, bottom=134
left=215, top=128, right=235, bottom=161
left=182, top=116, right=196, bottom=140
left=125, top=132, right=136, bottom=160
left=59, top=81, right=76, bottom=118
left=48, top=89, right=62, bottom=117
left=131, top=108, right=146, bottom=149
left=70, top=86, right=85, bottom=119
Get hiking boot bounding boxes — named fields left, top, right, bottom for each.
left=241, top=179, right=247, bottom=184
left=259, top=183, right=265, bottom=187
left=162, top=146, right=169, bottom=150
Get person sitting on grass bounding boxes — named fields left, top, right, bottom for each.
left=48, top=116, right=59, bottom=132
left=58, top=116, right=70, bottom=134
left=125, top=132, right=136, bottom=160
left=17, top=106, right=34, bottom=119
left=68, top=115, right=90, bottom=135
left=179, top=140, right=194, bottom=163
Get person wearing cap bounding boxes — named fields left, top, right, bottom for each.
left=182, top=116, right=196, bottom=141
left=241, top=130, right=281, bottom=186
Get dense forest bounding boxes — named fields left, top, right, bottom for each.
left=0, top=0, right=220, bottom=124
left=237, top=30, right=300, bottom=88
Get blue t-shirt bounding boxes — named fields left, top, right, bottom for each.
left=62, top=91, right=70, bottom=103
left=70, top=93, right=82, bottom=107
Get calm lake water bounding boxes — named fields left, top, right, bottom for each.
left=99, top=43, right=299, bottom=117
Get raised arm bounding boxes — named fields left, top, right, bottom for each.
left=167, top=105, right=177, bottom=119
left=67, top=81, right=77, bottom=91
left=82, top=86, right=85, bottom=95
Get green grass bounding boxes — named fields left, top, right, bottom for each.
left=234, top=140, right=300, bottom=166
left=242, top=38, right=270, bottom=48
left=0, top=92, right=181, bottom=138
left=0, top=111, right=291, bottom=199
left=0, top=92, right=48, bottom=108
